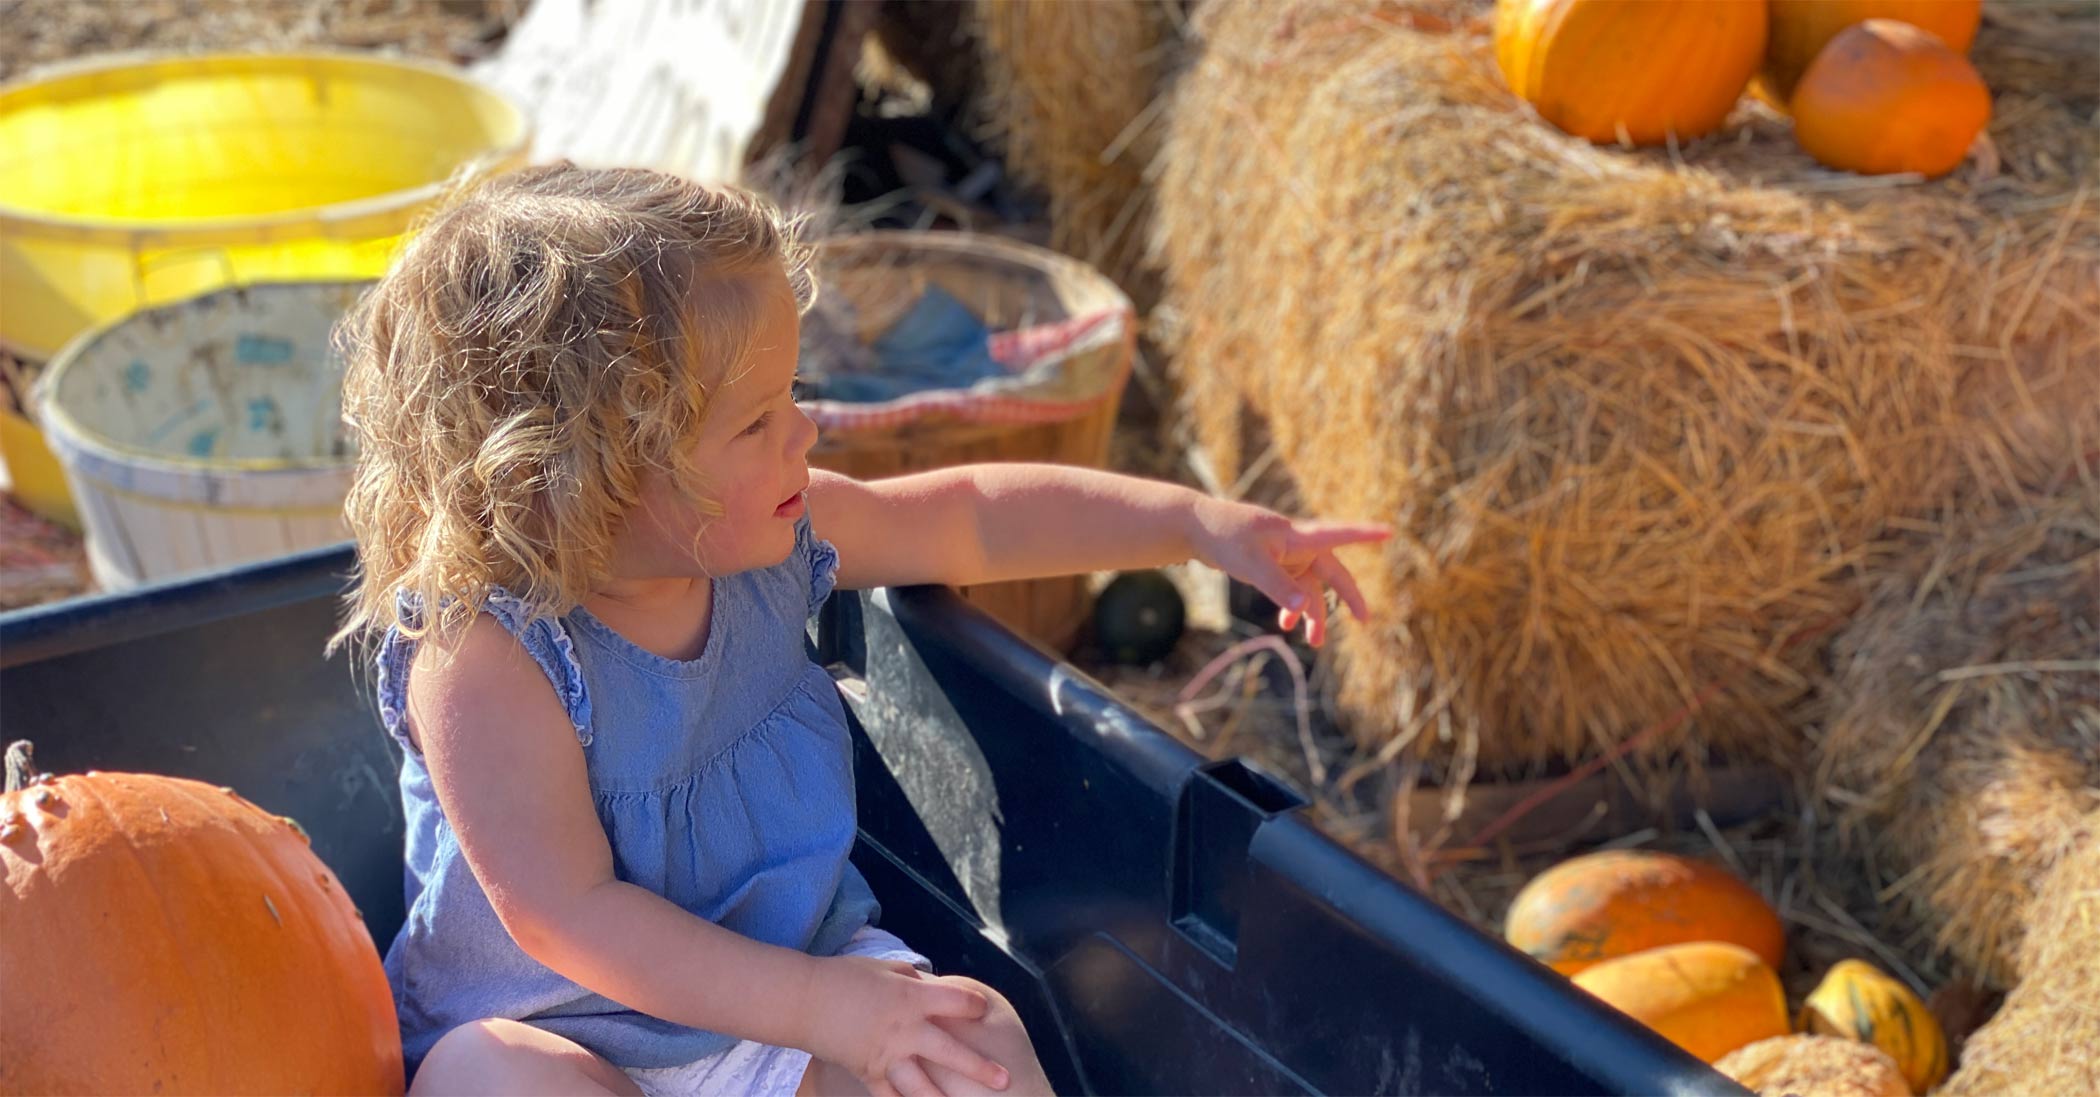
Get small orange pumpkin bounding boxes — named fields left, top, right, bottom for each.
left=1505, top=850, right=1786, bottom=976
left=1494, top=0, right=1769, bottom=146
left=1573, top=941, right=1791, bottom=1063
left=0, top=741, right=404, bottom=1095
left=1790, top=19, right=1991, bottom=179
left=1753, top=0, right=1981, bottom=107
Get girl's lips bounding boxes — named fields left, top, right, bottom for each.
left=774, top=492, right=805, bottom=519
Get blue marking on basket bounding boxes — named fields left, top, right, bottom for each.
left=187, top=429, right=220, bottom=457
left=123, top=359, right=151, bottom=394
left=236, top=334, right=296, bottom=366
left=146, top=397, right=217, bottom=446
left=247, top=397, right=280, bottom=432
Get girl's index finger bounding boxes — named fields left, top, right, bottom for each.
left=920, top=981, right=991, bottom=1021
left=1289, top=522, right=1395, bottom=552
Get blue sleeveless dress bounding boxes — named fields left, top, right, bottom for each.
left=374, top=516, right=881, bottom=1073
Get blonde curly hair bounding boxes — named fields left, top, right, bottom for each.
left=331, top=162, right=814, bottom=651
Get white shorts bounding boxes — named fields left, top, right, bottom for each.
left=624, top=925, right=931, bottom=1097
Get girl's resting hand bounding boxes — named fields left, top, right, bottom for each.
left=1191, top=498, right=1393, bottom=648
left=804, top=954, right=1010, bottom=1097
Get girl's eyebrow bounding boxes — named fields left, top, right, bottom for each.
left=733, top=379, right=795, bottom=422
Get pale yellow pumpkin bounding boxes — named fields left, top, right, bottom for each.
left=1494, top=0, right=1768, bottom=146
left=1800, top=959, right=1949, bottom=1094
left=1572, top=941, right=1790, bottom=1063
left=1505, top=849, right=1787, bottom=976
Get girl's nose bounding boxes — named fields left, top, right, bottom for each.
left=790, top=403, right=819, bottom=456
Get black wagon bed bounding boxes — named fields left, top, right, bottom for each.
left=0, top=546, right=1736, bottom=1095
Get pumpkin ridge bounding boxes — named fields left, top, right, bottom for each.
left=161, top=777, right=285, bottom=1079
left=164, top=774, right=364, bottom=1084
left=70, top=775, right=219, bottom=1087
left=229, top=788, right=371, bottom=1071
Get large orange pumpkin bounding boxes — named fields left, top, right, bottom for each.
left=1494, top=0, right=1768, bottom=146
left=1790, top=19, right=1991, bottom=179
left=1753, top=0, right=1981, bottom=107
left=1504, top=850, right=1786, bottom=976
left=0, top=741, right=404, bottom=1095
left=1572, top=941, right=1790, bottom=1063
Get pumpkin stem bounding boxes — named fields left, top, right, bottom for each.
left=4, top=740, right=38, bottom=794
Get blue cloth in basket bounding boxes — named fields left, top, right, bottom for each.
left=810, top=286, right=1003, bottom=404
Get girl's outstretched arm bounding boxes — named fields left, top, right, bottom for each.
left=807, top=465, right=1391, bottom=647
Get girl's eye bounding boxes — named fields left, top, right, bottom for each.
left=740, top=412, right=772, bottom=438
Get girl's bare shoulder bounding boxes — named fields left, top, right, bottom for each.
left=402, top=611, right=570, bottom=757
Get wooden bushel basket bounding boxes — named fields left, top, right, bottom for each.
left=807, top=232, right=1135, bottom=651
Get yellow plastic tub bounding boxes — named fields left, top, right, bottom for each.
left=0, top=404, right=77, bottom=529
left=0, top=51, right=527, bottom=525
left=0, top=52, right=529, bottom=361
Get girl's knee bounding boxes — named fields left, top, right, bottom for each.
left=412, top=1018, right=639, bottom=1096
left=929, top=977, right=1053, bottom=1095
left=942, top=976, right=1023, bottom=1028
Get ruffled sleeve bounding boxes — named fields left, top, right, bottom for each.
left=797, top=514, right=840, bottom=617
left=374, top=596, right=420, bottom=753
left=374, top=589, right=596, bottom=751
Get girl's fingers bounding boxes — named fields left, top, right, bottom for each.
left=887, top=1058, right=945, bottom=1097
left=1313, top=553, right=1370, bottom=623
left=1268, top=571, right=1318, bottom=630
left=1288, top=523, right=1394, bottom=553
left=1303, top=597, right=1328, bottom=647
left=918, top=1029, right=1010, bottom=1092
left=1279, top=598, right=1328, bottom=645
left=868, top=1077, right=905, bottom=1097
left=1244, top=556, right=1314, bottom=622
left=921, top=982, right=991, bottom=1021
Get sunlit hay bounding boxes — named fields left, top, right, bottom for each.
left=1816, top=490, right=2100, bottom=988
left=970, top=0, right=1186, bottom=306
left=1153, top=0, right=2100, bottom=795
left=1940, top=814, right=2100, bottom=1095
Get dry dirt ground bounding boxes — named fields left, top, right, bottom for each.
left=0, top=0, right=518, bottom=82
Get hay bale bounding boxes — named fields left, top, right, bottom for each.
left=1816, top=491, right=2100, bottom=988
left=1717, top=1035, right=1912, bottom=1097
left=969, top=0, right=1186, bottom=304
left=1939, top=816, right=2100, bottom=1095
left=1153, top=0, right=2100, bottom=782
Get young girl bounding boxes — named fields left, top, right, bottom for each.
left=334, top=163, right=1388, bottom=1097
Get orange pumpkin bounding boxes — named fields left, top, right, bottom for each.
left=1790, top=19, right=1991, bottom=179
left=1573, top=941, right=1791, bottom=1063
left=1753, top=0, right=1981, bottom=107
left=1493, top=0, right=1768, bottom=146
left=0, top=741, right=404, bottom=1095
left=1505, top=850, right=1786, bottom=975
